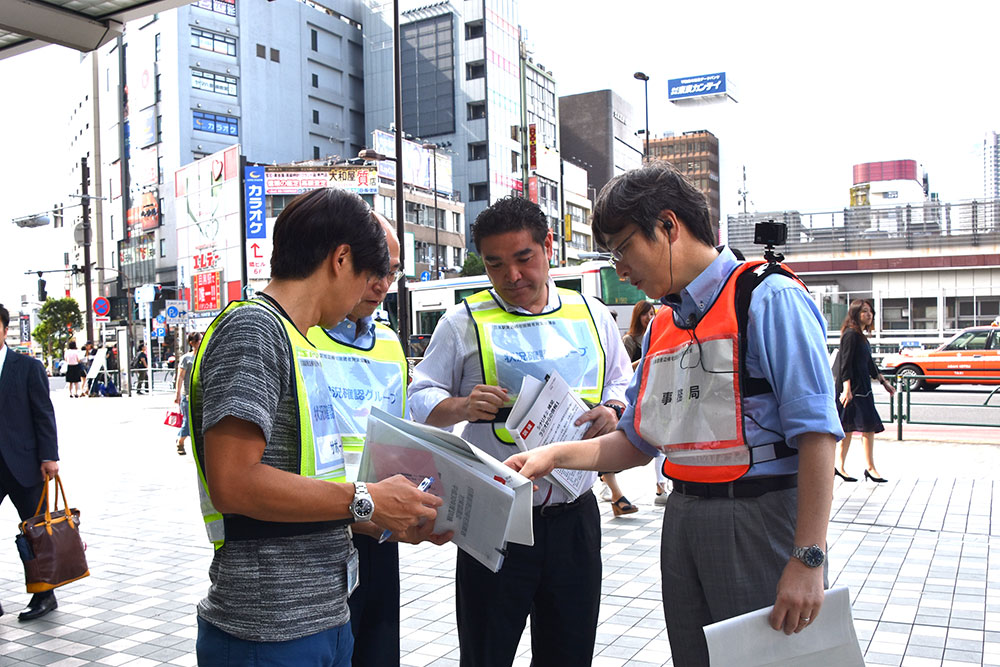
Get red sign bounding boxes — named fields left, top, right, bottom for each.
left=193, top=250, right=220, bottom=271
left=193, top=271, right=222, bottom=312
left=528, top=124, right=537, bottom=170
left=528, top=176, right=538, bottom=204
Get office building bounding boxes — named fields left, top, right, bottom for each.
left=365, top=0, right=525, bottom=249
left=92, top=0, right=379, bottom=330
left=558, top=89, right=642, bottom=201
left=646, top=130, right=720, bottom=239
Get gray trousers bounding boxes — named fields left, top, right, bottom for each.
left=659, top=487, right=829, bottom=667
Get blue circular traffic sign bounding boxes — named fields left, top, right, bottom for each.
left=420, top=271, right=431, bottom=282
left=93, top=297, right=110, bottom=317
left=166, top=306, right=179, bottom=318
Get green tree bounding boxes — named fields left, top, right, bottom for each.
left=33, top=298, right=82, bottom=368
left=461, top=252, right=485, bottom=277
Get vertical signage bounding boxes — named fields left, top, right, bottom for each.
left=193, top=271, right=223, bottom=312
left=244, top=166, right=265, bottom=239
left=529, top=124, right=537, bottom=170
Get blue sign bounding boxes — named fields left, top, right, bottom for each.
left=92, top=297, right=111, bottom=317
left=420, top=271, right=431, bottom=282
left=668, top=72, right=726, bottom=101
left=154, top=326, right=166, bottom=338
left=244, top=167, right=266, bottom=239
left=166, top=306, right=179, bottom=318
left=156, top=314, right=166, bottom=325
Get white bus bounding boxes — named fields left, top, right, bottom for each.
left=383, top=261, right=649, bottom=353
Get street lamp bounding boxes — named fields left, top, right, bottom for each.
left=421, top=143, right=440, bottom=279
left=357, top=146, right=408, bottom=344
left=634, top=72, right=650, bottom=162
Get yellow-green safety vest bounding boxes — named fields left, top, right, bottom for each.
left=306, top=321, right=407, bottom=482
left=464, top=287, right=606, bottom=444
left=189, top=297, right=347, bottom=549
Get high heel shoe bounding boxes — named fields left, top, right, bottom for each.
left=834, top=468, right=857, bottom=482
left=864, top=469, right=887, bottom=483
left=611, top=496, right=639, bottom=516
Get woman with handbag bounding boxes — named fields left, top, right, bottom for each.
left=173, top=332, right=202, bottom=455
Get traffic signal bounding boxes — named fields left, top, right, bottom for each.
left=37, top=278, right=47, bottom=302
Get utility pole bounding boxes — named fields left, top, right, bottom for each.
left=738, top=165, right=750, bottom=215
left=81, top=157, right=94, bottom=343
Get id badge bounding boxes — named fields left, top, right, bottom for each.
left=346, top=548, right=360, bottom=596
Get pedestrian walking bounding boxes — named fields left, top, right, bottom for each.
left=173, top=332, right=202, bottom=456
left=131, top=343, right=148, bottom=394
left=0, top=303, right=61, bottom=621
left=63, top=340, right=84, bottom=398
left=834, top=299, right=896, bottom=483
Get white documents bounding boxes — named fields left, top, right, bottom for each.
left=703, top=586, right=864, bottom=666
left=505, top=372, right=594, bottom=500
left=358, top=408, right=534, bottom=572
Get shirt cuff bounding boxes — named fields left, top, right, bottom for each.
left=408, top=386, right=456, bottom=424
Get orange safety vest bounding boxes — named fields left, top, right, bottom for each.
left=635, top=261, right=804, bottom=483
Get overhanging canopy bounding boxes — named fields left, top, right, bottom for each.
left=0, top=0, right=190, bottom=60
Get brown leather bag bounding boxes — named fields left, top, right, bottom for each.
left=17, top=475, right=90, bottom=593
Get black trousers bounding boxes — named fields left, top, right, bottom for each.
left=456, top=491, right=602, bottom=667
left=348, top=532, right=400, bottom=667
left=0, top=455, right=44, bottom=523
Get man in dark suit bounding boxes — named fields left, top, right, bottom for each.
left=0, top=303, right=60, bottom=620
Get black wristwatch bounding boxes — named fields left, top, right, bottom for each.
left=604, top=402, right=625, bottom=420
left=791, top=544, right=826, bottom=568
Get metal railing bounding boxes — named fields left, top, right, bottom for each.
left=882, top=374, right=1000, bottom=439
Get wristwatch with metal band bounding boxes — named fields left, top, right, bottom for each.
left=791, top=544, right=825, bottom=568
left=604, top=401, right=625, bottom=420
left=350, top=482, right=375, bottom=523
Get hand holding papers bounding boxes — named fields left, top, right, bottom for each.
left=703, top=586, right=864, bottom=666
left=504, top=372, right=595, bottom=500
left=358, top=408, right=533, bottom=572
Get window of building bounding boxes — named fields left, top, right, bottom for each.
left=467, top=102, right=486, bottom=120
left=192, top=0, right=236, bottom=18
left=466, top=60, right=485, bottom=80
left=192, top=110, right=239, bottom=136
left=312, top=109, right=319, bottom=124
left=256, top=43, right=265, bottom=58
left=311, top=29, right=318, bottom=51
left=400, top=13, right=455, bottom=137
left=192, top=69, right=238, bottom=97
left=191, top=28, right=237, bottom=56
left=313, top=146, right=320, bottom=160
left=453, top=211, right=461, bottom=233
left=156, top=114, right=162, bottom=143
left=469, top=182, right=488, bottom=201
left=155, top=33, right=161, bottom=61
left=160, top=239, right=167, bottom=258
left=465, top=20, right=484, bottom=39
left=311, top=73, right=319, bottom=88
left=270, top=48, right=280, bottom=62
left=155, top=73, right=161, bottom=102
left=157, top=155, right=164, bottom=184
left=453, top=246, right=463, bottom=267
left=469, top=142, right=487, bottom=161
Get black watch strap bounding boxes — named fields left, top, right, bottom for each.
left=604, top=402, right=625, bottom=420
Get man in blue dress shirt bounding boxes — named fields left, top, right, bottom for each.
left=508, top=162, right=844, bottom=667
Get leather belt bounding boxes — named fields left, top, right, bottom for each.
left=668, top=475, right=797, bottom=499
left=534, top=490, right=594, bottom=518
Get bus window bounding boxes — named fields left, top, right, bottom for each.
left=600, top=267, right=646, bottom=305
left=417, top=309, right=446, bottom=335
left=553, top=277, right=583, bottom=293
left=456, top=287, right=484, bottom=303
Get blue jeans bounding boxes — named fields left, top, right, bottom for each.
left=197, top=616, right=353, bottom=666
left=178, top=399, right=190, bottom=439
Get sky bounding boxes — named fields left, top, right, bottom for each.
left=2, top=0, right=998, bottom=308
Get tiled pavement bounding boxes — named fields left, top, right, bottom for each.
left=0, top=390, right=998, bottom=666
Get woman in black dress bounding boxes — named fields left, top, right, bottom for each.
left=835, top=299, right=895, bottom=483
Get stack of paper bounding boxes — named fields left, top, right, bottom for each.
left=505, top=372, right=595, bottom=500
left=358, top=408, right=534, bottom=572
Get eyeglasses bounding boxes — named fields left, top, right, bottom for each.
left=386, top=269, right=405, bottom=283
left=608, top=228, right=638, bottom=267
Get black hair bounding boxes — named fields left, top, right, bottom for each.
left=68, top=340, right=77, bottom=349
left=471, top=196, right=548, bottom=252
left=270, top=188, right=389, bottom=280
left=592, top=161, right=715, bottom=249
left=0, top=303, right=8, bottom=329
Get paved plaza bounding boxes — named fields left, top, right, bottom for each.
left=0, top=387, right=998, bottom=666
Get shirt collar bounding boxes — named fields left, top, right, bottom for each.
left=661, top=246, right=738, bottom=323
left=489, top=278, right=560, bottom=315
left=330, top=314, right=375, bottom=341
